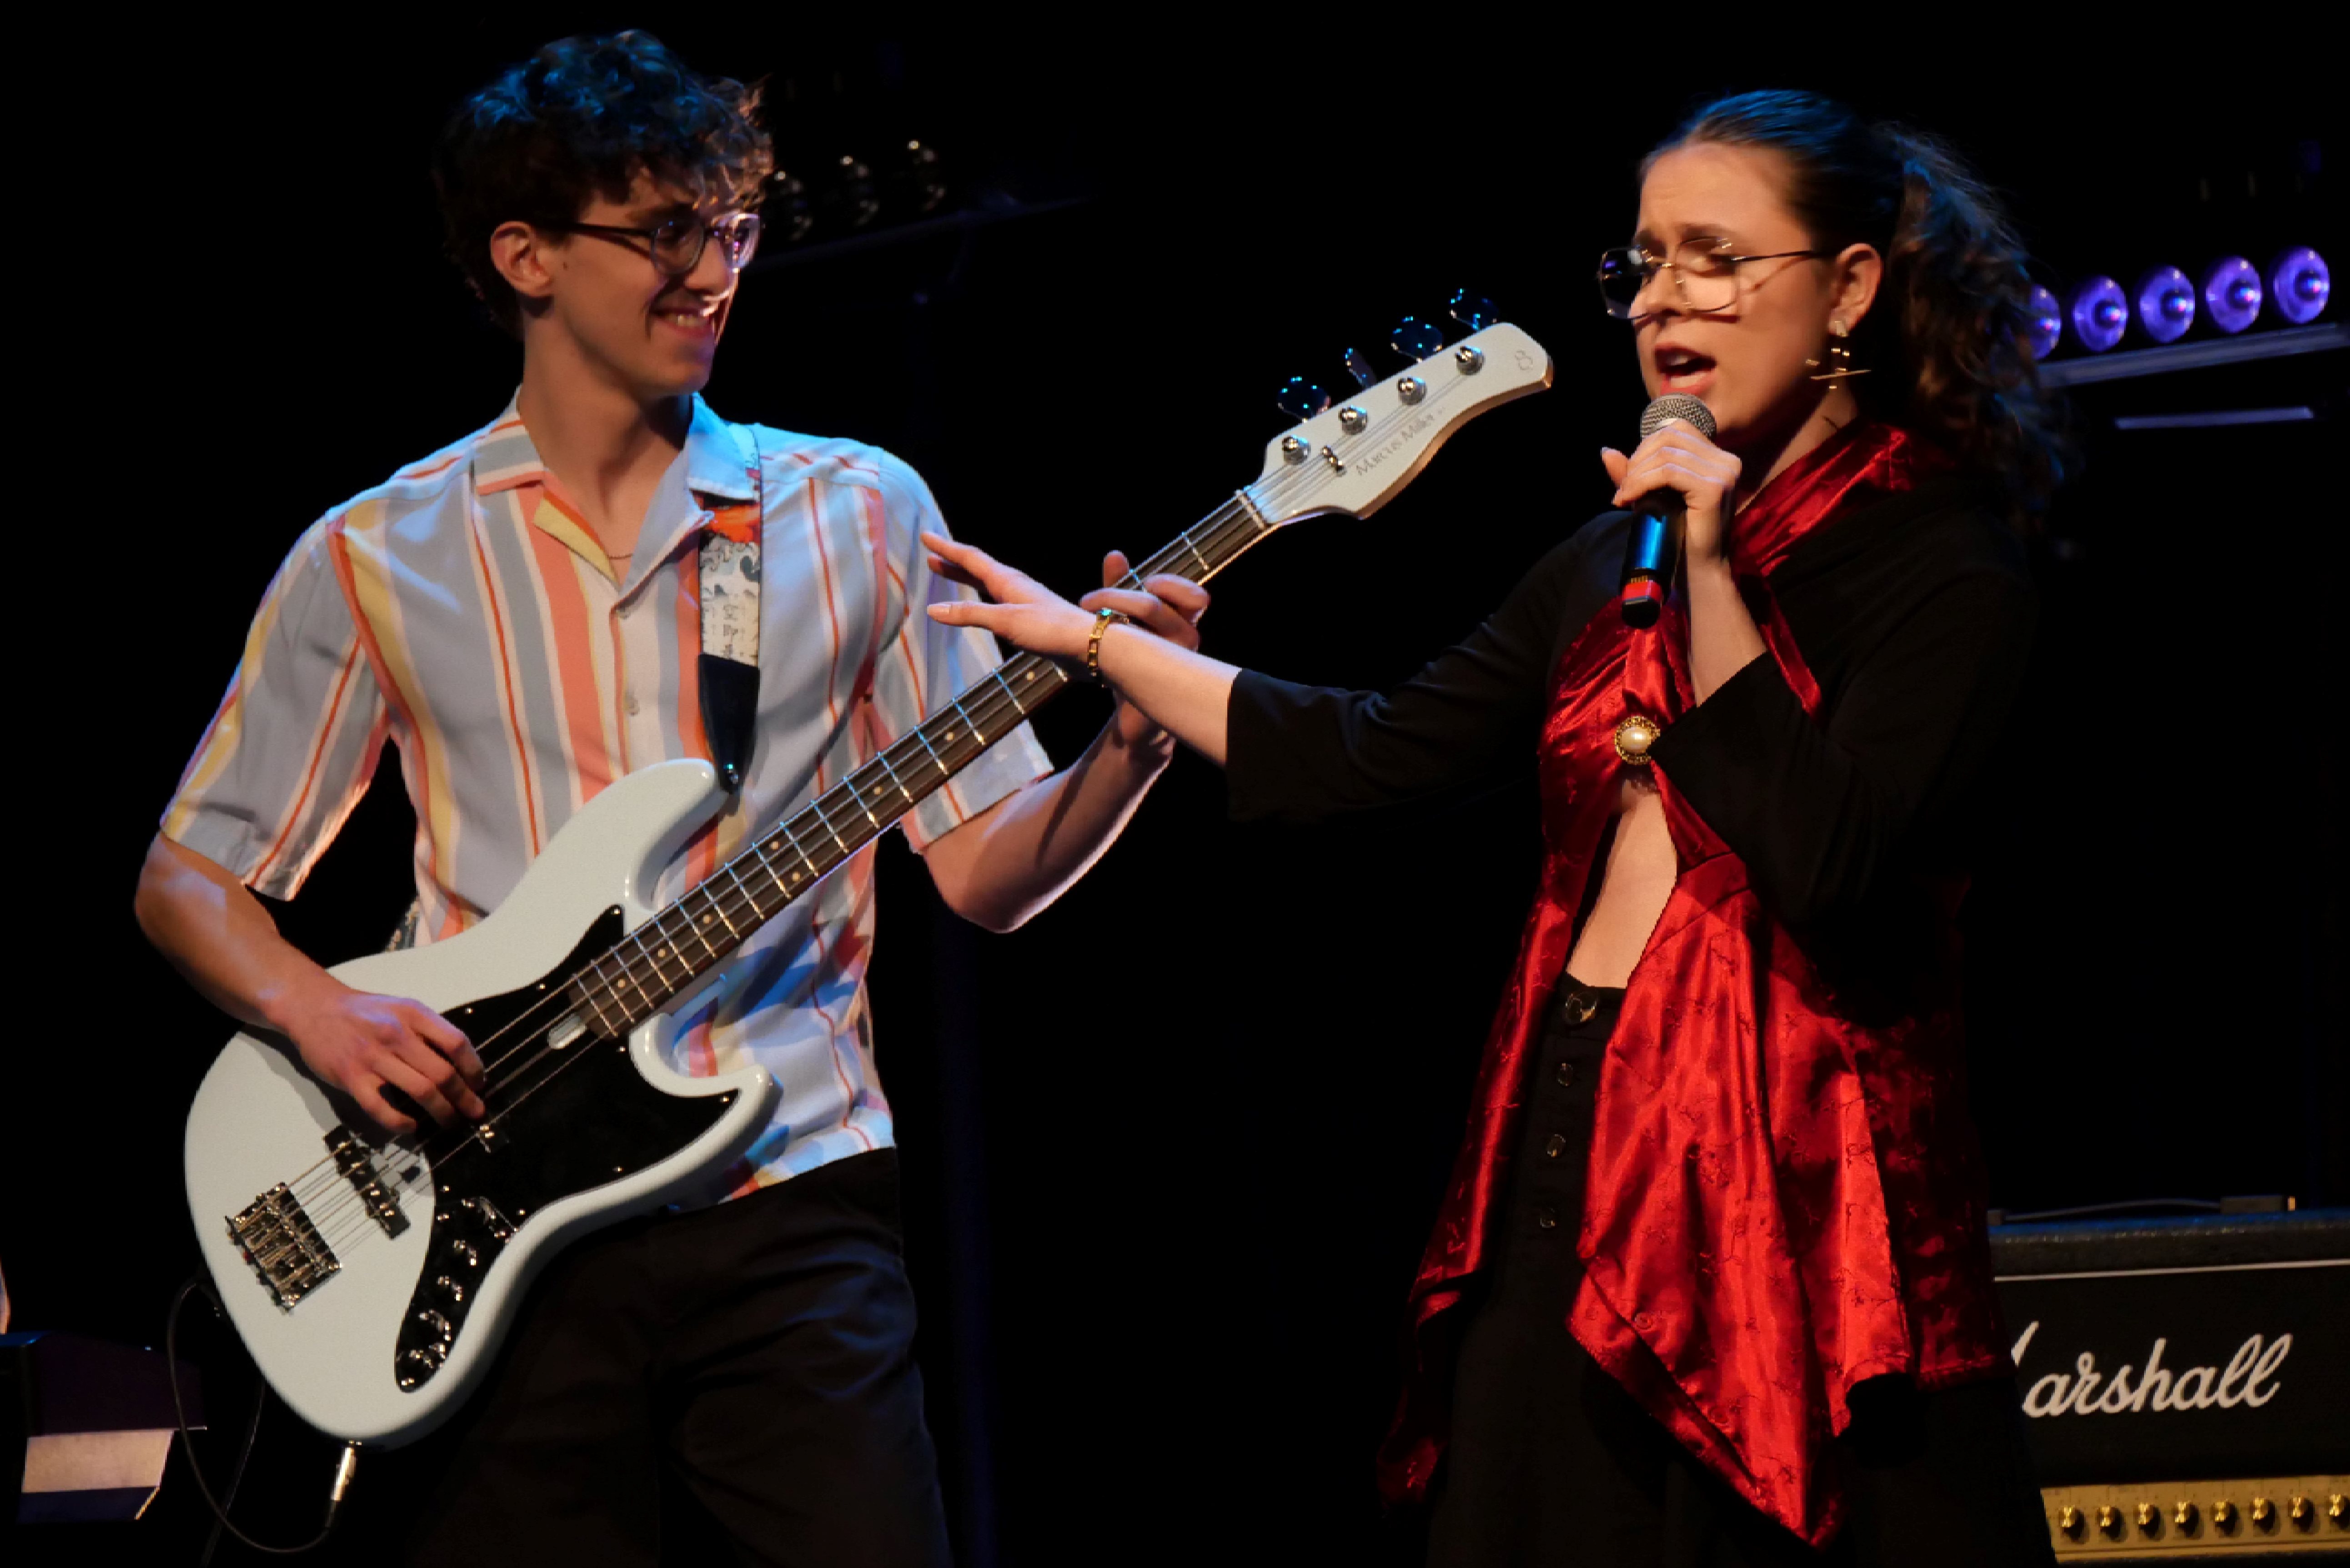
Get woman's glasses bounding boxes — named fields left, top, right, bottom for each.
left=554, top=211, right=764, bottom=278
left=1596, top=241, right=1828, bottom=318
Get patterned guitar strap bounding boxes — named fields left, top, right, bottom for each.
left=696, top=429, right=765, bottom=794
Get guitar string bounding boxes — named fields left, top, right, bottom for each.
left=261, top=353, right=1501, bottom=1254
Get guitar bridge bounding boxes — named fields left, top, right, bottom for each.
left=326, top=1125, right=411, bottom=1239
left=226, top=1184, right=340, bottom=1309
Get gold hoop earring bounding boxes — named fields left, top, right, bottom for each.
left=1808, top=320, right=1869, bottom=383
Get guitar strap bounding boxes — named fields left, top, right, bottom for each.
left=695, top=428, right=764, bottom=794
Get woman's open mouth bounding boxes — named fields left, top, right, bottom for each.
left=1654, top=345, right=1716, bottom=395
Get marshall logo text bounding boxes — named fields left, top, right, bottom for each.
left=2009, top=1320, right=2293, bottom=1419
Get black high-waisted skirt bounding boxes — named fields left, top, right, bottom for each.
left=1424, top=979, right=2054, bottom=1568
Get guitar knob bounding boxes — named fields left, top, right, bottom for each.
left=1449, top=289, right=1499, bottom=331
left=1391, top=316, right=1444, bottom=362
left=1343, top=347, right=1375, bottom=389
left=1275, top=377, right=1331, bottom=422
left=434, top=1274, right=467, bottom=1303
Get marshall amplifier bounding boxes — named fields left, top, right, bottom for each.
left=1990, top=1208, right=2350, bottom=1559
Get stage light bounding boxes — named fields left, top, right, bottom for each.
left=2200, top=257, right=2262, bottom=335
left=2068, top=277, right=2129, bottom=353
left=2266, top=247, right=2330, bottom=325
left=2024, top=286, right=2063, bottom=359
left=2133, top=266, right=2195, bottom=344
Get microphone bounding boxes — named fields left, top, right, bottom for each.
left=1617, top=394, right=1717, bottom=628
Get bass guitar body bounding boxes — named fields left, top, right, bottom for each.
left=183, top=759, right=778, bottom=1447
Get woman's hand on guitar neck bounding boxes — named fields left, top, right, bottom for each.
left=922, top=533, right=1238, bottom=761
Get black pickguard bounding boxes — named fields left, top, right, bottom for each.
left=393, top=908, right=737, bottom=1390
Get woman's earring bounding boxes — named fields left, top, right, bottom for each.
left=1808, top=320, right=1869, bottom=383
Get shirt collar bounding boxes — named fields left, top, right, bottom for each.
left=471, top=395, right=759, bottom=591
left=472, top=395, right=752, bottom=498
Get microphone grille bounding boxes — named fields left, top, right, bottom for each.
left=1640, top=394, right=1717, bottom=441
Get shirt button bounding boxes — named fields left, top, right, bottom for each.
left=1535, top=1206, right=1559, bottom=1231
left=1545, top=1133, right=1567, bottom=1159
left=1555, top=1061, right=1576, bottom=1088
left=626, top=693, right=642, bottom=716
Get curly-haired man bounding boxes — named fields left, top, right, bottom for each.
left=137, top=32, right=1202, bottom=1565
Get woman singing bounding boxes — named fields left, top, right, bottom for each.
left=927, top=90, right=2064, bottom=1565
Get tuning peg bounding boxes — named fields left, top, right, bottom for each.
left=1449, top=290, right=1499, bottom=332
left=1343, top=347, right=1376, bottom=389
left=1276, top=376, right=1332, bottom=423
left=1391, top=316, right=1445, bottom=362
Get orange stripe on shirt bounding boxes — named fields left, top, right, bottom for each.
left=251, top=639, right=363, bottom=888
left=526, top=524, right=616, bottom=804
left=469, top=519, right=544, bottom=857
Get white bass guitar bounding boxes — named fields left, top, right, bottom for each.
left=183, top=318, right=1553, bottom=1446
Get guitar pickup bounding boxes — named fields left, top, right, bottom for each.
left=326, top=1126, right=411, bottom=1240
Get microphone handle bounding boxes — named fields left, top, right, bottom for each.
left=1617, top=492, right=1684, bottom=629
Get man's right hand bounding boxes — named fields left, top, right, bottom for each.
left=136, top=835, right=489, bottom=1141
left=271, top=977, right=485, bottom=1137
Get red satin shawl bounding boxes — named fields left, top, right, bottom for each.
left=1377, top=423, right=2005, bottom=1547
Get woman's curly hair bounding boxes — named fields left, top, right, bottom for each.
left=1651, top=90, right=2069, bottom=517
left=435, top=32, right=772, bottom=336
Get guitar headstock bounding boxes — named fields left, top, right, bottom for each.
left=1248, top=314, right=1552, bottom=527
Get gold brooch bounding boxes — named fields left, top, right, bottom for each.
left=1613, top=714, right=1662, bottom=766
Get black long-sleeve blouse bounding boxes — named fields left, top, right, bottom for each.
left=1225, top=475, right=2036, bottom=945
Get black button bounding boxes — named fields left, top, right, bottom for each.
left=1557, top=989, right=1597, bottom=1026
left=1535, top=1206, right=1559, bottom=1231
left=1545, top=1133, right=1567, bottom=1159
left=1555, top=1061, right=1576, bottom=1088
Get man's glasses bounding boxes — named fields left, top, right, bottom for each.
left=554, top=211, right=764, bottom=278
left=1596, top=241, right=1828, bottom=318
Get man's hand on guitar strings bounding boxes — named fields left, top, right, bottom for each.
left=276, top=977, right=486, bottom=1136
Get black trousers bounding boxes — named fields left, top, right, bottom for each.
left=1426, top=982, right=2054, bottom=1568
left=364, top=1149, right=950, bottom=1567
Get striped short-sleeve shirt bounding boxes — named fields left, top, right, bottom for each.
left=164, top=396, right=1052, bottom=1191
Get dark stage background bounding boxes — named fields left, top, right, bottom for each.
left=5, top=19, right=2340, bottom=1565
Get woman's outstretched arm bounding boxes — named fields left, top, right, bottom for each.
left=923, top=533, right=1240, bottom=764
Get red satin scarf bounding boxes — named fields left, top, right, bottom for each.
left=1377, top=422, right=2006, bottom=1546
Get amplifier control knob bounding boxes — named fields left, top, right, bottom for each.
left=2056, top=1505, right=2084, bottom=1541
left=2212, top=1498, right=2239, bottom=1533
left=2174, top=1500, right=2199, bottom=1532
left=2251, top=1497, right=2275, bottom=1529
left=2328, top=1493, right=2346, bottom=1527
left=2289, top=1495, right=2315, bottom=1531
left=2097, top=1505, right=2124, bottom=1539
left=2136, top=1502, right=2161, bottom=1535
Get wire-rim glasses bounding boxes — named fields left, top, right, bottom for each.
left=1597, top=241, right=1829, bottom=318
left=555, top=211, right=764, bottom=278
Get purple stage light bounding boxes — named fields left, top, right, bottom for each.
left=2024, top=286, right=2062, bottom=359
left=2266, top=247, right=2330, bottom=325
left=2200, top=257, right=2262, bottom=334
left=2068, top=276, right=2129, bottom=353
left=2134, top=266, right=2195, bottom=344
